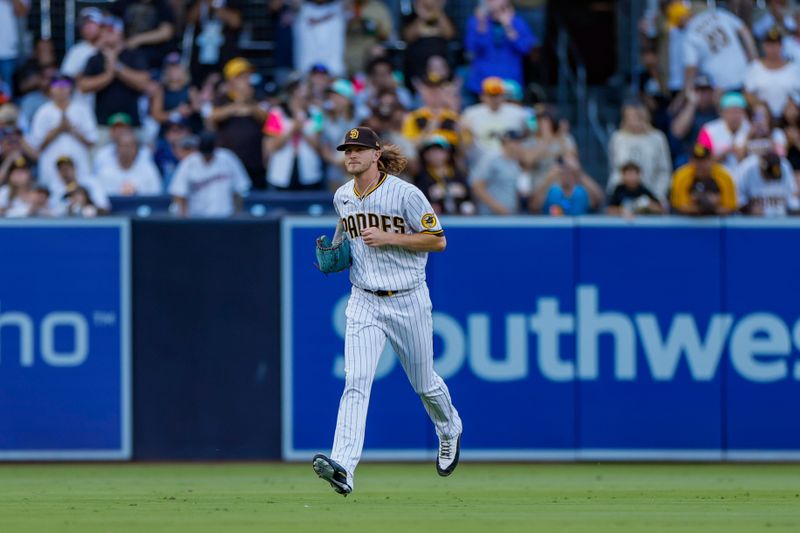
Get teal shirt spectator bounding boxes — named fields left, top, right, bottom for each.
left=542, top=184, right=591, bottom=216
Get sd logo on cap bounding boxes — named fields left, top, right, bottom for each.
left=337, top=127, right=381, bottom=151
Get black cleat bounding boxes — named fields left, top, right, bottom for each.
left=312, top=454, right=352, bottom=496
left=436, top=434, right=461, bottom=477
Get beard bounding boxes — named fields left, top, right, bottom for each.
left=345, top=160, right=371, bottom=175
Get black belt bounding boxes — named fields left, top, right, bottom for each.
left=362, top=288, right=404, bottom=297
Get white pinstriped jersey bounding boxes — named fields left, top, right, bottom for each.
left=334, top=172, right=444, bottom=291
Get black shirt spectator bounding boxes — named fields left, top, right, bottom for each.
left=113, top=0, right=176, bottom=70
left=80, top=18, right=150, bottom=127
left=401, top=0, right=455, bottom=89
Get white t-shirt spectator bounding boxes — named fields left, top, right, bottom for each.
left=168, top=148, right=250, bottom=217
left=683, top=9, right=751, bottom=90
left=0, top=185, right=28, bottom=216
left=607, top=129, right=673, bottom=201
left=698, top=117, right=751, bottom=171
left=461, top=103, right=530, bottom=161
left=93, top=143, right=154, bottom=174
left=263, top=106, right=324, bottom=188
left=60, top=41, right=98, bottom=110
left=96, top=154, right=162, bottom=196
left=734, top=154, right=799, bottom=216
left=293, top=0, right=346, bottom=76
left=0, top=0, right=27, bottom=60
left=744, top=61, right=800, bottom=118
left=26, top=100, right=98, bottom=191
left=50, top=176, right=111, bottom=214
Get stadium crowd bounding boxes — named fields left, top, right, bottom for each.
left=0, top=0, right=799, bottom=218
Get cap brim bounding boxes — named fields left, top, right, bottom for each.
left=336, top=141, right=379, bottom=151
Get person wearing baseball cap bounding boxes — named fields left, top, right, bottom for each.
left=461, top=76, right=529, bottom=163
left=61, top=7, right=104, bottom=82
left=51, top=153, right=111, bottom=215
left=212, top=57, right=267, bottom=188
left=670, top=143, right=737, bottom=215
left=744, top=26, right=800, bottom=118
left=695, top=91, right=748, bottom=172
left=402, top=71, right=460, bottom=147
left=735, top=150, right=799, bottom=216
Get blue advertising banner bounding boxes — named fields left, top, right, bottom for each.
left=282, top=218, right=800, bottom=461
left=0, top=220, right=130, bottom=460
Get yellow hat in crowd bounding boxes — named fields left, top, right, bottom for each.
left=223, top=57, right=254, bottom=81
left=667, top=1, right=691, bottom=28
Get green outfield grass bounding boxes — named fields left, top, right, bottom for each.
left=1, top=463, right=799, bottom=532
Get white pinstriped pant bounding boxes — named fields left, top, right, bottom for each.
left=330, top=283, right=463, bottom=485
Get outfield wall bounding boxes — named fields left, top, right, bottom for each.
left=1, top=218, right=799, bottom=461
left=283, top=218, right=800, bottom=461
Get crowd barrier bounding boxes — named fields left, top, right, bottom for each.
left=2, top=217, right=799, bottom=461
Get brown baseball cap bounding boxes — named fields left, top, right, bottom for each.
left=336, top=127, right=382, bottom=151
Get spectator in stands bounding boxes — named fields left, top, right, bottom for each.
left=697, top=91, right=750, bottom=172
left=307, top=64, right=333, bottom=109
left=781, top=93, right=800, bottom=179
left=153, top=118, right=191, bottom=187
left=169, top=131, right=250, bottom=217
left=263, top=77, right=324, bottom=190
left=0, top=156, right=33, bottom=217
left=464, top=0, right=537, bottom=101
left=79, top=16, right=151, bottom=146
left=402, top=73, right=460, bottom=149
left=665, top=0, right=691, bottom=95
left=96, top=129, right=162, bottom=196
left=682, top=4, right=757, bottom=92
left=739, top=101, right=787, bottom=158
left=0, top=0, right=30, bottom=97
left=93, top=112, right=154, bottom=172
left=461, top=76, right=529, bottom=166
left=361, top=90, right=418, bottom=178
left=210, top=57, right=268, bottom=188
left=670, top=74, right=719, bottom=166
left=17, top=65, right=57, bottom=133
left=531, top=154, right=604, bottom=216
left=268, top=0, right=295, bottom=88
left=670, top=143, right=737, bottom=215
left=0, top=120, right=36, bottom=169
left=27, top=75, right=97, bottom=194
left=606, top=161, right=665, bottom=216
left=113, top=0, right=176, bottom=70
left=744, top=27, right=800, bottom=120
left=470, top=129, right=526, bottom=215
left=321, top=79, right=358, bottom=190
left=415, top=134, right=474, bottom=215
left=401, top=0, right=456, bottom=91
left=735, top=150, right=798, bottom=216
left=294, top=0, right=346, bottom=76
left=355, top=56, right=414, bottom=117
left=520, top=104, right=577, bottom=194
left=61, top=8, right=105, bottom=112
left=51, top=155, right=111, bottom=215
left=150, top=52, right=202, bottom=135
left=607, top=99, right=672, bottom=201
left=187, top=0, right=243, bottom=86
left=345, top=0, right=393, bottom=76
left=753, top=0, right=796, bottom=41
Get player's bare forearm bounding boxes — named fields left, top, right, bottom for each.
left=361, top=227, right=446, bottom=252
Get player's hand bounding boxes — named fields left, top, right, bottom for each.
left=361, top=226, right=395, bottom=247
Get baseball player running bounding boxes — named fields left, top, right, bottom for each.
left=313, top=127, right=463, bottom=496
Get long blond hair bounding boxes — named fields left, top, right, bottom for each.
left=378, top=143, right=408, bottom=175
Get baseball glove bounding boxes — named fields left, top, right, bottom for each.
left=315, top=233, right=351, bottom=274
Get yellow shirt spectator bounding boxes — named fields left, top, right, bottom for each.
left=670, top=144, right=737, bottom=214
